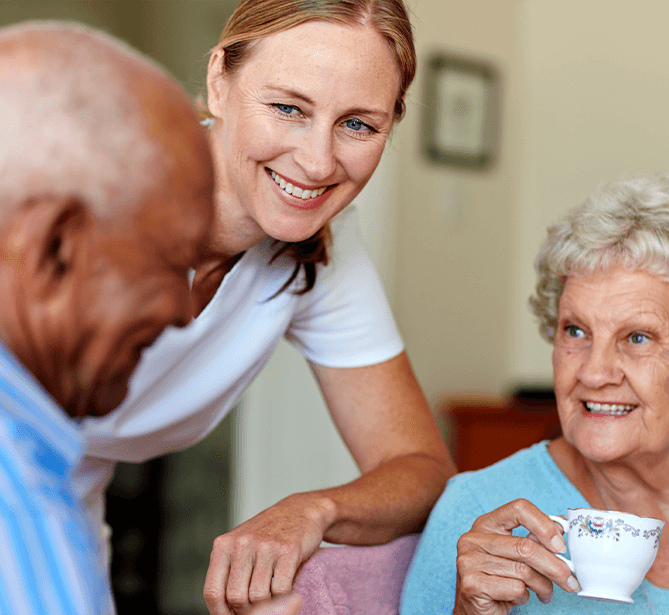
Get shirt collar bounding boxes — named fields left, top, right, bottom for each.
left=0, top=342, right=83, bottom=469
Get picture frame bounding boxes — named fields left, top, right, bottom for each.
left=421, top=53, right=499, bottom=170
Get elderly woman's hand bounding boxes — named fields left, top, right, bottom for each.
left=203, top=492, right=333, bottom=615
left=453, top=499, right=579, bottom=615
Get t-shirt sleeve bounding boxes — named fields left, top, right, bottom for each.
left=400, top=473, right=486, bottom=615
left=285, top=205, right=405, bottom=368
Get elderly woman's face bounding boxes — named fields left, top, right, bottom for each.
left=207, top=21, right=401, bottom=243
left=553, top=266, right=669, bottom=463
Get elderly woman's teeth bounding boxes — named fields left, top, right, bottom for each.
left=270, top=170, right=327, bottom=199
left=585, top=402, right=635, bottom=415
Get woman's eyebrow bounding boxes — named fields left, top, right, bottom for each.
left=264, top=85, right=314, bottom=105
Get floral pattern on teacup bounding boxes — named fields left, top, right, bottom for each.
left=568, top=515, right=663, bottom=549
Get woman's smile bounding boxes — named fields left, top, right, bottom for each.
left=581, top=400, right=637, bottom=416
left=266, top=167, right=334, bottom=210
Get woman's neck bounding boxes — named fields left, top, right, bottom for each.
left=549, top=438, right=669, bottom=514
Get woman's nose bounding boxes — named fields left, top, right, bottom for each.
left=293, top=128, right=336, bottom=182
left=577, top=341, right=624, bottom=388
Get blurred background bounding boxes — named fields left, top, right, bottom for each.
left=3, top=1, right=669, bottom=613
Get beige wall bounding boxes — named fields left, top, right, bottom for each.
left=511, top=0, right=669, bottom=384
left=393, top=0, right=520, bottom=404
left=394, top=0, right=669, bottom=409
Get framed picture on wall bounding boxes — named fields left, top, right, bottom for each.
left=422, top=53, right=499, bottom=170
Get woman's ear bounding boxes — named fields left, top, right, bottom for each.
left=206, top=46, right=227, bottom=118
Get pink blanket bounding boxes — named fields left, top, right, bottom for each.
left=294, top=535, right=420, bottom=615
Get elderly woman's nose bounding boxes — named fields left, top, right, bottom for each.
left=294, top=128, right=336, bottom=181
left=577, top=342, right=624, bottom=388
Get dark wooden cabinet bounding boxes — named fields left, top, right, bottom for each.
left=441, top=390, right=561, bottom=472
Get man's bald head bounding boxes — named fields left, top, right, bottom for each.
left=0, top=21, right=214, bottom=417
left=0, top=20, right=204, bottom=219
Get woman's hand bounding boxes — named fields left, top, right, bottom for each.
left=243, top=593, right=302, bottom=615
left=203, top=492, right=334, bottom=615
left=204, top=352, right=453, bottom=615
left=453, top=499, right=579, bottom=615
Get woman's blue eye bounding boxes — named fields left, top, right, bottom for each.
left=275, top=104, right=299, bottom=115
left=630, top=332, right=650, bottom=344
left=345, top=118, right=371, bottom=132
left=566, top=325, right=585, bottom=338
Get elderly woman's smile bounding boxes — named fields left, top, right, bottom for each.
left=582, top=401, right=636, bottom=415
left=553, top=266, right=669, bottom=462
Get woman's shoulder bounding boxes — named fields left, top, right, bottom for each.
left=448, top=441, right=552, bottom=489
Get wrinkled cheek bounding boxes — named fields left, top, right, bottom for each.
left=552, top=346, right=564, bottom=383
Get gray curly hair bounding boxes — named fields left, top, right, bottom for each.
left=530, top=175, right=669, bottom=342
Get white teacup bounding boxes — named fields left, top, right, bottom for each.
left=549, top=508, right=664, bottom=603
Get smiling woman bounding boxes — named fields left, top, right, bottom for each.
left=400, top=175, right=669, bottom=615
left=75, top=2, right=455, bottom=615
left=205, top=19, right=400, bottom=248
left=552, top=268, right=669, bottom=463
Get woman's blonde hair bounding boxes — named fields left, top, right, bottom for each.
left=215, top=0, right=415, bottom=121
left=206, top=0, right=416, bottom=296
left=530, top=175, right=669, bottom=342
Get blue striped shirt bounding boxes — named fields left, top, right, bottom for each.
left=0, top=343, right=112, bottom=614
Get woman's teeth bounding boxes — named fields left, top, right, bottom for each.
left=584, top=402, right=635, bottom=415
left=270, top=170, right=327, bottom=200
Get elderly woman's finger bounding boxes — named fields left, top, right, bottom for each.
left=473, top=499, right=566, bottom=554
left=457, top=540, right=557, bottom=604
left=457, top=564, right=532, bottom=607
left=458, top=529, right=578, bottom=595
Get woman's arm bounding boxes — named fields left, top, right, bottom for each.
left=203, top=351, right=454, bottom=615
left=310, top=351, right=455, bottom=544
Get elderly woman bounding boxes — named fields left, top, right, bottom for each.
left=400, top=175, right=669, bottom=614
left=74, top=1, right=453, bottom=614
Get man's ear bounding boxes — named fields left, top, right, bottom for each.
left=206, top=46, right=227, bottom=118
left=4, top=195, right=89, bottom=297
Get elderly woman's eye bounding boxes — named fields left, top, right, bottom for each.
left=566, top=324, right=585, bottom=338
left=629, top=332, right=650, bottom=344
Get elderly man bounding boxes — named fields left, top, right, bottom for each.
left=0, top=21, right=304, bottom=615
left=0, top=20, right=215, bottom=615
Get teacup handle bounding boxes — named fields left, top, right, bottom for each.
left=548, top=515, right=575, bottom=574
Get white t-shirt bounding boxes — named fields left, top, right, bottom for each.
left=75, top=205, right=404, bottom=523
